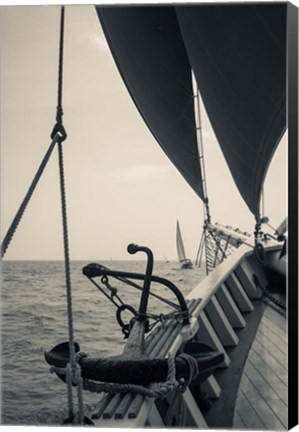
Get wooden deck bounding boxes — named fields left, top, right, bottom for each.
left=233, top=305, right=288, bottom=430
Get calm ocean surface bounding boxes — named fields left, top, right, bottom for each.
left=1, top=260, right=205, bottom=425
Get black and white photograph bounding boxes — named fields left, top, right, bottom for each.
left=1, top=1, right=298, bottom=429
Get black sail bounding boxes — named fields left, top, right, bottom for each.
left=176, top=4, right=287, bottom=216
left=96, top=6, right=204, bottom=200
left=97, top=4, right=286, bottom=216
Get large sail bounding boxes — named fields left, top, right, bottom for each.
left=97, top=4, right=287, bottom=216
left=176, top=4, right=286, bottom=216
left=97, top=6, right=204, bottom=201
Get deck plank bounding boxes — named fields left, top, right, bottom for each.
left=234, top=392, right=266, bottom=429
left=234, top=305, right=288, bottom=430
left=252, top=339, right=287, bottom=375
left=244, top=362, right=288, bottom=426
left=260, top=315, right=288, bottom=342
left=248, top=349, right=288, bottom=401
left=239, top=375, right=285, bottom=430
left=254, top=319, right=287, bottom=366
left=233, top=410, right=246, bottom=429
left=263, top=305, right=286, bottom=330
left=257, top=325, right=287, bottom=354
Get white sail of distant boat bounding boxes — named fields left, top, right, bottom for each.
left=176, top=220, right=193, bottom=269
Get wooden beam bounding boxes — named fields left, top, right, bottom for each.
left=225, top=274, right=254, bottom=312
left=216, top=285, right=246, bottom=328
left=205, top=296, right=239, bottom=346
left=197, top=311, right=230, bottom=367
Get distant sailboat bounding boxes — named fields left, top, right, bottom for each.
left=176, top=220, right=193, bottom=269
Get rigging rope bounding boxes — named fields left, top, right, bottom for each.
left=50, top=6, right=84, bottom=424
left=57, top=5, right=65, bottom=124
left=197, top=227, right=238, bottom=275
left=51, top=5, right=67, bottom=143
left=2, top=5, right=84, bottom=423
left=1, top=138, right=59, bottom=258
left=1, top=7, right=67, bottom=259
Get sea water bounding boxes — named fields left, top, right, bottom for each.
left=1, top=260, right=206, bottom=425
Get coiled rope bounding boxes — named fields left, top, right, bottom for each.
left=51, top=352, right=199, bottom=426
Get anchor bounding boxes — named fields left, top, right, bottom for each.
left=45, top=244, right=224, bottom=386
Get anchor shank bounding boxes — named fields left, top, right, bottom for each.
left=122, top=320, right=145, bottom=357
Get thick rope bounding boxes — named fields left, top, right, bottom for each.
left=1, top=137, right=59, bottom=258
left=179, top=353, right=199, bottom=386
left=54, top=6, right=84, bottom=424
left=58, top=137, right=86, bottom=422
left=56, top=5, right=65, bottom=124
left=65, top=363, right=74, bottom=415
left=163, top=353, right=199, bottom=426
left=51, top=6, right=67, bottom=143
left=54, top=5, right=74, bottom=418
left=51, top=351, right=199, bottom=425
left=58, top=144, right=74, bottom=353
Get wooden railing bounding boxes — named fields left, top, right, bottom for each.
left=91, top=238, right=282, bottom=427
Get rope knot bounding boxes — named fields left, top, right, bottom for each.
left=65, top=361, right=82, bottom=386
left=49, top=351, right=87, bottom=386
left=179, top=353, right=199, bottom=387
left=51, top=121, right=67, bottom=143
left=152, top=352, right=179, bottom=398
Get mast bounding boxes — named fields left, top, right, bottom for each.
left=192, top=71, right=211, bottom=224
left=192, top=71, right=211, bottom=272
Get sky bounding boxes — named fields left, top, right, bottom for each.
left=1, top=4, right=288, bottom=261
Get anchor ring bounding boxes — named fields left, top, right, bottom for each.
left=116, top=304, right=138, bottom=335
